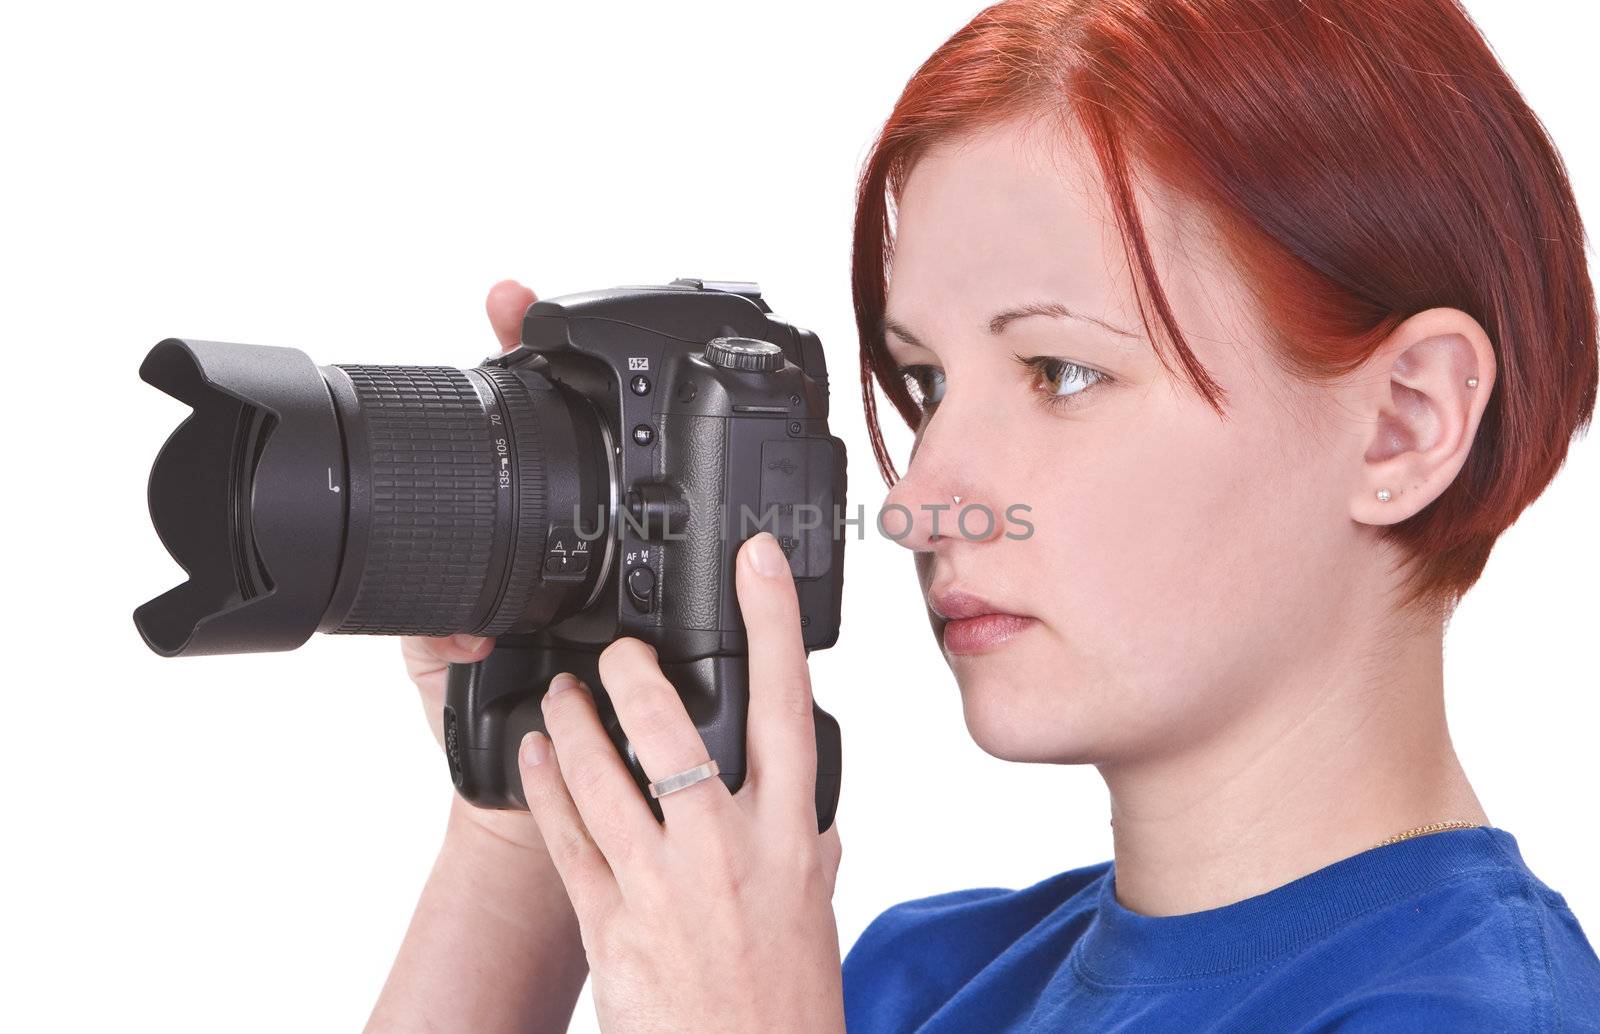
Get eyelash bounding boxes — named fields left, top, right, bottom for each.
left=1011, top=353, right=1112, bottom=411
left=894, top=354, right=1111, bottom=414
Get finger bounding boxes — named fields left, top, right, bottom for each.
left=401, top=635, right=494, bottom=746
left=735, top=533, right=819, bottom=826
left=518, top=730, right=621, bottom=921
left=539, top=672, right=662, bottom=875
left=485, top=279, right=537, bottom=351
left=400, top=633, right=494, bottom=682
left=821, top=821, right=843, bottom=894
left=596, top=638, right=735, bottom=833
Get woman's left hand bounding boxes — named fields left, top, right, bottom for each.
left=517, top=531, right=846, bottom=1034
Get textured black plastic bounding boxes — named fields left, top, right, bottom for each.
left=443, top=279, right=848, bottom=832
left=332, top=366, right=500, bottom=634
left=472, top=367, right=550, bottom=636
left=705, top=336, right=783, bottom=372
left=445, top=642, right=842, bottom=833
left=136, top=280, right=846, bottom=830
left=657, top=413, right=726, bottom=632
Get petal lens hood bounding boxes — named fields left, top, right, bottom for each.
left=134, top=339, right=346, bottom=656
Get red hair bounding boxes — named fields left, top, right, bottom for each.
left=853, top=0, right=1597, bottom=614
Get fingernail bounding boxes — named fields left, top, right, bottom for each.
left=451, top=634, right=487, bottom=654
left=547, top=672, right=579, bottom=696
left=520, top=731, right=549, bottom=767
left=749, top=533, right=787, bottom=578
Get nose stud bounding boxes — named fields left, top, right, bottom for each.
left=953, top=494, right=962, bottom=505
left=1466, top=377, right=1479, bottom=388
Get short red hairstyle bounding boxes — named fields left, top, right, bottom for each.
left=853, top=0, right=1597, bottom=614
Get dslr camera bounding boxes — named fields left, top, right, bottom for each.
left=135, top=278, right=846, bottom=831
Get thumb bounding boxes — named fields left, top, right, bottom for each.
left=485, top=279, right=537, bottom=350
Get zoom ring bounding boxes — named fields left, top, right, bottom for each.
left=334, top=365, right=500, bottom=635
left=471, top=367, right=548, bottom=636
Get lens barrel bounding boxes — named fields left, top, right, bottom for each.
left=135, top=339, right=609, bottom=657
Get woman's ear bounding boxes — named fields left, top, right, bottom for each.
left=1350, top=307, right=1496, bottom=526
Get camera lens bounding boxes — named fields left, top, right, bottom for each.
left=134, top=339, right=613, bottom=657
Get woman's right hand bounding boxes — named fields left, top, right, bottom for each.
left=398, top=278, right=550, bottom=852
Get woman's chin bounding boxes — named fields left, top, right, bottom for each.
left=956, top=672, right=1108, bottom=764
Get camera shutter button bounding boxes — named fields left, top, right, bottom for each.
left=705, top=336, right=783, bottom=373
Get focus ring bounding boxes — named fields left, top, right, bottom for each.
left=471, top=367, right=549, bottom=636
left=334, top=365, right=498, bottom=635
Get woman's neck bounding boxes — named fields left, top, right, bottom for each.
left=1095, top=617, right=1488, bottom=918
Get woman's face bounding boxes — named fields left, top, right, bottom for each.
left=881, top=116, right=1379, bottom=767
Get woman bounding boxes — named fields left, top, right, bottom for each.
left=368, top=1, right=1600, bottom=1031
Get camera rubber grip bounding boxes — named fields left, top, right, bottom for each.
left=444, top=643, right=842, bottom=834
left=332, top=365, right=500, bottom=635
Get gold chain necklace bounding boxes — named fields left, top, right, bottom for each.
left=1374, top=820, right=1481, bottom=848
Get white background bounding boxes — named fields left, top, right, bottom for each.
left=2, top=1, right=1595, bottom=1030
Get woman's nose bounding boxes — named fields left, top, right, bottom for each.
left=880, top=424, right=1007, bottom=553
left=882, top=489, right=1008, bottom=552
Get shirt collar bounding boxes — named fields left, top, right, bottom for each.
left=1072, top=825, right=1522, bottom=985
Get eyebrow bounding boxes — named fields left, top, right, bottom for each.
left=880, top=302, right=1139, bottom=352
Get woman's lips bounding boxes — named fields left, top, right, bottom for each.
left=927, top=588, right=1037, bottom=655
left=940, top=613, right=1037, bottom=655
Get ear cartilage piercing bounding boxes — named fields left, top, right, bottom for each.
left=1466, top=377, right=1479, bottom=388
left=1376, top=488, right=1393, bottom=503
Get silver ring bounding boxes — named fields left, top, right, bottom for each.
left=648, top=758, right=721, bottom=799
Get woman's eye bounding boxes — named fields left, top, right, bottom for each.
left=897, top=357, right=1108, bottom=415
left=898, top=364, right=946, bottom=410
left=1015, top=354, right=1109, bottom=410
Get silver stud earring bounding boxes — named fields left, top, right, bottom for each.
left=953, top=494, right=962, bottom=505
left=1466, top=377, right=1479, bottom=389
left=1376, top=488, right=1393, bottom=503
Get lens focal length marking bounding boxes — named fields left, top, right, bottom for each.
left=464, top=368, right=521, bottom=636
left=466, top=365, right=553, bottom=637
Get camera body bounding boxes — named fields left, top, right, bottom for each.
left=443, top=279, right=846, bottom=826
left=135, top=278, right=846, bottom=832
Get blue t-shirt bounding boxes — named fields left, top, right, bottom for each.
left=842, top=826, right=1600, bottom=1032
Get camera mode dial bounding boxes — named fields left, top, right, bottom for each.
left=705, top=336, right=783, bottom=373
